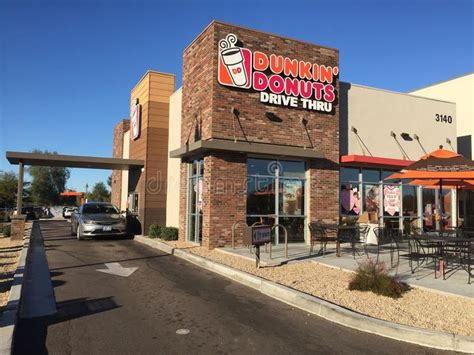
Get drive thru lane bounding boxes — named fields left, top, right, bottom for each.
left=14, top=221, right=451, bottom=354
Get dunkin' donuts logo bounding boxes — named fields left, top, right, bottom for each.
left=218, top=33, right=339, bottom=113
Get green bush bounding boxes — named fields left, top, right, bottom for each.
left=148, top=224, right=163, bottom=239
left=1, top=224, right=11, bottom=238
left=161, top=227, right=178, bottom=241
left=348, top=259, right=410, bottom=299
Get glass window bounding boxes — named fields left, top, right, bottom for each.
left=246, top=158, right=306, bottom=243
left=341, top=167, right=359, bottom=182
left=362, top=169, right=380, bottom=183
left=422, top=189, right=436, bottom=231
left=278, top=217, right=305, bottom=243
left=279, top=179, right=304, bottom=216
left=340, top=183, right=361, bottom=216
left=247, top=158, right=274, bottom=176
left=382, top=184, right=401, bottom=217
left=279, top=160, right=305, bottom=178
left=363, top=183, right=380, bottom=214
left=247, top=176, right=276, bottom=215
left=187, top=160, right=204, bottom=243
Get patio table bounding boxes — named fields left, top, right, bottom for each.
left=412, top=234, right=472, bottom=283
left=319, top=224, right=358, bottom=257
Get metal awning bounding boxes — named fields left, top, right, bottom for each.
left=6, top=151, right=144, bottom=170
left=169, top=139, right=325, bottom=160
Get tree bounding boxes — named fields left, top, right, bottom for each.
left=107, top=175, right=112, bottom=188
left=0, top=171, right=32, bottom=207
left=86, top=182, right=110, bottom=202
left=0, top=171, right=18, bottom=207
left=29, top=150, right=70, bottom=205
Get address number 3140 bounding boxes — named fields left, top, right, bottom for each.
left=435, top=114, right=453, bottom=123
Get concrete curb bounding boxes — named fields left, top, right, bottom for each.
left=0, top=223, right=32, bottom=355
left=135, top=236, right=474, bottom=353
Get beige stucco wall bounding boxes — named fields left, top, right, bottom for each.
left=341, top=83, right=457, bottom=160
left=166, top=88, right=182, bottom=227
left=409, top=73, right=473, bottom=157
left=120, top=130, right=130, bottom=211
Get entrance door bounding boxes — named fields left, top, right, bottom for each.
left=187, top=160, right=203, bottom=243
left=247, top=158, right=306, bottom=243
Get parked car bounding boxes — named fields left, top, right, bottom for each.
left=21, top=207, right=37, bottom=220
left=63, top=207, right=77, bottom=218
left=70, top=202, right=127, bottom=240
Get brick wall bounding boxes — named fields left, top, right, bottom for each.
left=180, top=21, right=340, bottom=248
left=111, top=119, right=130, bottom=207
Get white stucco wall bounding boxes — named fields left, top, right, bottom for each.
left=409, top=73, right=473, bottom=158
left=341, top=83, right=457, bottom=160
left=166, top=88, right=182, bottom=228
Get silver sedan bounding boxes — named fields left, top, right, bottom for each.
left=71, top=202, right=127, bottom=240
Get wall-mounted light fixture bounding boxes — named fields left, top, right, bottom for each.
left=351, top=126, right=372, bottom=156
left=265, top=112, right=282, bottom=122
left=390, top=131, right=410, bottom=160
left=413, top=134, right=428, bottom=155
left=446, top=138, right=455, bottom=152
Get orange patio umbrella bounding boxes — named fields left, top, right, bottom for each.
left=385, top=146, right=474, bottom=229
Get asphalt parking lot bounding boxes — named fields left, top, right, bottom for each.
left=13, top=220, right=452, bottom=354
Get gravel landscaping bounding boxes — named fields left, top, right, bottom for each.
left=0, top=236, right=23, bottom=311
left=156, top=239, right=474, bottom=337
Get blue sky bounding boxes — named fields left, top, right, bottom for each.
left=0, top=0, right=473, bottom=192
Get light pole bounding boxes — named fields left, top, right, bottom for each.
left=85, top=183, right=89, bottom=201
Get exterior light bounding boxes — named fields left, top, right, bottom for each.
left=350, top=126, right=372, bottom=156
left=390, top=131, right=410, bottom=160
left=265, top=112, right=282, bottom=122
left=400, top=133, right=413, bottom=141
left=413, top=134, right=428, bottom=155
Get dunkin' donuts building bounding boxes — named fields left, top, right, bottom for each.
left=111, top=21, right=472, bottom=249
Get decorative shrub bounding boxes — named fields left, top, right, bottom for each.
left=161, top=227, right=178, bottom=241
left=148, top=224, right=163, bottom=239
left=348, top=258, right=410, bottom=299
left=1, top=224, right=11, bottom=238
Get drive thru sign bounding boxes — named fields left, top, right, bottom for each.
left=251, top=225, right=272, bottom=245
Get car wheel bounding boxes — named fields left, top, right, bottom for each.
left=76, top=225, right=83, bottom=240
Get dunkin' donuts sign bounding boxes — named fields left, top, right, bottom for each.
left=218, top=33, right=338, bottom=113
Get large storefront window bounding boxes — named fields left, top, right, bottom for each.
left=247, top=158, right=305, bottom=243
left=187, top=160, right=203, bottom=243
left=341, top=166, right=458, bottom=233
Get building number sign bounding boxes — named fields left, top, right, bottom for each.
left=435, top=114, right=453, bottom=124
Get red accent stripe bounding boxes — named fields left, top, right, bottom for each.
left=340, top=155, right=414, bottom=167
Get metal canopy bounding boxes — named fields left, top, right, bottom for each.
left=169, top=138, right=325, bottom=160
left=6, top=151, right=144, bottom=170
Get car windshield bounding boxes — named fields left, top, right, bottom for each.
left=82, top=204, right=119, bottom=214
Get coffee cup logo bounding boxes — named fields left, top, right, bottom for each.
left=218, top=34, right=252, bottom=89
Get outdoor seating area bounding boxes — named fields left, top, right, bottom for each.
left=222, top=226, right=473, bottom=297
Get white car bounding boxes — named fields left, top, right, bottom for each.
left=70, top=202, right=127, bottom=240
left=63, top=207, right=77, bottom=218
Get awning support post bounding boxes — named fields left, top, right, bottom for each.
left=17, top=160, right=24, bottom=214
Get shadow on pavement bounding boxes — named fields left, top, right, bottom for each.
left=13, top=296, right=120, bottom=355
left=48, top=254, right=169, bottom=272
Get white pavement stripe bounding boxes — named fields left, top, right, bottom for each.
left=96, top=262, right=138, bottom=277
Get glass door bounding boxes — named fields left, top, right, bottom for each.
left=246, top=158, right=306, bottom=243
left=187, top=160, right=203, bottom=243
